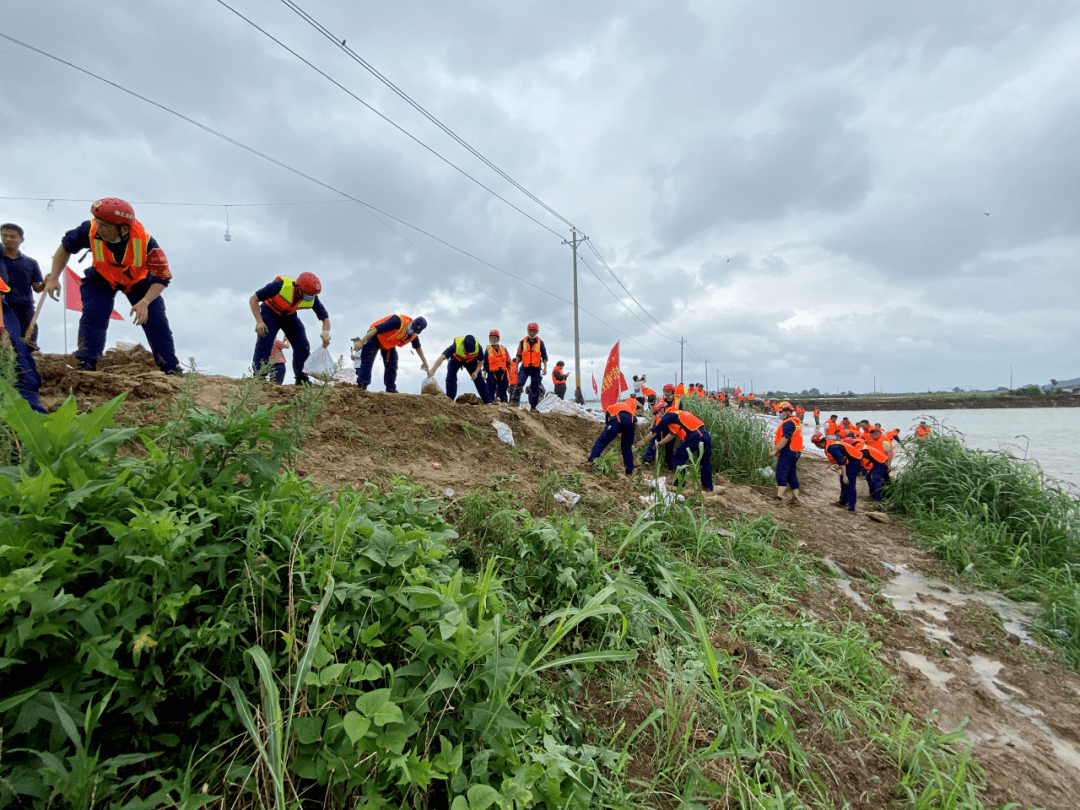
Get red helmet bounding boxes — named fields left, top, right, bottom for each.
left=489, top=329, right=500, bottom=340
left=811, top=432, right=825, bottom=443
left=295, top=272, right=322, bottom=295
left=90, top=197, right=135, bottom=225
left=663, top=383, right=675, bottom=393
left=526, top=322, right=539, bottom=331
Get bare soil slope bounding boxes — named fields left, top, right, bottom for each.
left=34, top=347, right=1080, bottom=809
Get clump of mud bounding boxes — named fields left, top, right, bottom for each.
left=36, top=344, right=181, bottom=411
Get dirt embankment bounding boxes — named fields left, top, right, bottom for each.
left=793, top=395, right=1079, bottom=411
left=31, top=346, right=1080, bottom=810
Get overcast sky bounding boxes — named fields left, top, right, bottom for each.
left=4, top=0, right=1078, bottom=395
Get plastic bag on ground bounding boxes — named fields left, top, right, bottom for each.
left=492, top=420, right=515, bottom=446
left=553, top=489, right=580, bottom=506
left=303, top=346, right=336, bottom=381
left=639, top=476, right=685, bottom=507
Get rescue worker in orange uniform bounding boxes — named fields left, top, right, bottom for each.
left=637, top=406, right=714, bottom=491
left=427, top=335, right=492, bottom=403
left=641, top=384, right=656, bottom=408
left=587, top=395, right=638, bottom=476
left=769, top=401, right=803, bottom=505
left=811, top=432, right=862, bottom=512
left=914, top=422, right=931, bottom=440
left=484, top=330, right=512, bottom=402
left=862, top=426, right=890, bottom=501
left=356, top=314, right=429, bottom=392
left=44, top=198, right=181, bottom=374
left=552, top=361, right=568, bottom=399
left=795, top=405, right=806, bottom=423
left=642, top=383, right=676, bottom=468
left=840, top=417, right=856, bottom=438
left=514, top=322, right=548, bottom=410
left=506, top=360, right=519, bottom=403
left=824, top=415, right=840, bottom=437
left=0, top=268, right=46, bottom=412
left=813, top=408, right=820, bottom=427
left=249, top=271, right=330, bottom=384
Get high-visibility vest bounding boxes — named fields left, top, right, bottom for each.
left=915, top=425, right=931, bottom=439
left=507, top=363, right=518, bottom=385
left=89, top=218, right=150, bottom=290
left=451, top=337, right=480, bottom=363
left=774, top=417, right=804, bottom=451
left=552, top=368, right=567, bottom=385
left=264, top=277, right=315, bottom=316
left=486, top=344, right=510, bottom=371
left=519, top=337, right=543, bottom=367
left=825, top=439, right=861, bottom=465
left=825, top=419, right=839, bottom=435
left=372, top=315, right=415, bottom=350
left=665, top=410, right=705, bottom=442
left=605, top=400, right=636, bottom=419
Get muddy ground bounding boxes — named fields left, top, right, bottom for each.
left=33, top=346, right=1080, bottom=809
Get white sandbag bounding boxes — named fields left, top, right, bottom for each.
left=303, top=346, right=336, bottom=380
left=421, top=376, right=443, bottom=395
left=552, top=489, right=580, bottom=506
left=492, top=420, right=515, bottom=446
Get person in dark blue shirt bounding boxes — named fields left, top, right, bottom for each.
left=0, top=223, right=44, bottom=346
left=249, top=272, right=330, bottom=385
left=0, top=260, right=46, bottom=413
left=426, top=335, right=492, bottom=403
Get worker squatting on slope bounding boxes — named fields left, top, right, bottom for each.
left=811, top=431, right=863, bottom=512
left=770, top=401, right=803, bottom=505
left=587, top=396, right=639, bottom=476
left=637, top=406, right=714, bottom=491
left=514, top=322, right=548, bottom=411
left=43, top=198, right=182, bottom=375
left=250, top=272, right=330, bottom=385
left=0, top=265, right=46, bottom=413
left=427, top=335, right=492, bottom=403
left=356, top=315, right=429, bottom=392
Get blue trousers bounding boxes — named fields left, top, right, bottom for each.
left=2, top=304, right=46, bottom=413
left=357, top=338, right=399, bottom=391
left=867, top=462, right=886, bottom=501
left=486, top=369, right=509, bottom=402
left=673, top=429, right=713, bottom=490
left=76, top=275, right=179, bottom=373
left=775, top=448, right=800, bottom=488
left=588, top=411, right=635, bottom=474
left=274, top=363, right=287, bottom=384
left=252, top=304, right=311, bottom=383
left=839, top=459, right=861, bottom=510
left=7, top=301, right=37, bottom=345
left=519, top=365, right=542, bottom=409
left=445, top=357, right=491, bottom=402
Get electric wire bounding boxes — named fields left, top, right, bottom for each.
left=212, top=0, right=565, bottom=240
left=1, top=32, right=672, bottom=363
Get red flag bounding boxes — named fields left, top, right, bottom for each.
left=600, top=341, right=629, bottom=410
left=65, top=267, right=124, bottom=320
left=591, top=373, right=598, bottom=395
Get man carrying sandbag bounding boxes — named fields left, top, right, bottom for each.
left=249, top=271, right=330, bottom=385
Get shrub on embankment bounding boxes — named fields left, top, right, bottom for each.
left=889, top=429, right=1080, bottom=667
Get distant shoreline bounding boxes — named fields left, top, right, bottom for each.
left=790, top=395, right=1079, bottom=411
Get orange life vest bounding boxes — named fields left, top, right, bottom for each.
left=0, top=277, right=9, bottom=294
left=371, top=315, right=416, bottom=350
left=774, top=417, right=804, bottom=452
left=89, top=218, right=150, bottom=290
left=552, top=368, right=567, bottom=385
left=486, top=344, right=510, bottom=371
left=264, top=276, right=316, bottom=316
left=825, top=419, right=839, bottom=435
left=642, top=387, right=655, bottom=399
left=675, top=384, right=686, bottom=396
left=605, top=399, right=636, bottom=419
left=824, top=438, right=861, bottom=465
left=915, top=425, right=931, bottom=439
left=665, top=410, right=705, bottom=442
left=518, top=336, right=543, bottom=367
left=507, top=363, right=518, bottom=385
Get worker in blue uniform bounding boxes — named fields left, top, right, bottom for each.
left=249, top=271, right=330, bottom=385
left=514, top=322, right=548, bottom=411
left=356, top=314, right=429, bottom=392
left=587, top=396, right=638, bottom=476
left=811, top=432, right=862, bottom=512
left=427, top=335, right=492, bottom=403
left=0, top=267, right=46, bottom=413
left=642, top=383, right=676, bottom=469
left=638, top=407, right=714, bottom=491
left=0, top=223, right=43, bottom=346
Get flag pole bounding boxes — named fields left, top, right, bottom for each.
left=63, top=268, right=68, bottom=355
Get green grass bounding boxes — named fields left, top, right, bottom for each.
left=679, top=396, right=775, bottom=483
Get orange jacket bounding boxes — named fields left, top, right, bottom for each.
left=774, top=417, right=804, bottom=452
left=89, top=218, right=153, bottom=290
left=371, top=315, right=417, bottom=350
left=552, top=368, right=567, bottom=386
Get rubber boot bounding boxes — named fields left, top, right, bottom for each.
left=774, top=486, right=788, bottom=502
left=790, top=489, right=801, bottom=507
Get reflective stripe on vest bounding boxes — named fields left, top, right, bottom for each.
left=265, top=277, right=315, bottom=316
left=452, top=336, right=480, bottom=363
left=89, top=219, right=149, bottom=290
left=774, top=417, right=804, bottom=451
left=372, top=315, right=414, bottom=350
left=519, top=337, right=542, bottom=367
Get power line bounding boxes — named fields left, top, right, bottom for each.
left=583, top=240, right=682, bottom=342
left=1, top=32, right=672, bottom=363
left=212, top=0, right=565, bottom=240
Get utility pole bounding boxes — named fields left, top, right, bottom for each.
left=564, top=228, right=588, bottom=404
left=704, top=359, right=708, bottom=389
left=715, top=370, right=719, bottom=391
left=679, top=337, right=686, bottom=386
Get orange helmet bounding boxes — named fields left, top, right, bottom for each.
left=777, top=401, right=793, bottom=411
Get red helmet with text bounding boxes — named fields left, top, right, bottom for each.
left=489, top=329, right=500, bottom=341
left=526, top=322, right=539, bottom=332
left=295, top=272, right=322, bottom=296
left=90, top=198, right=135, bottom=225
